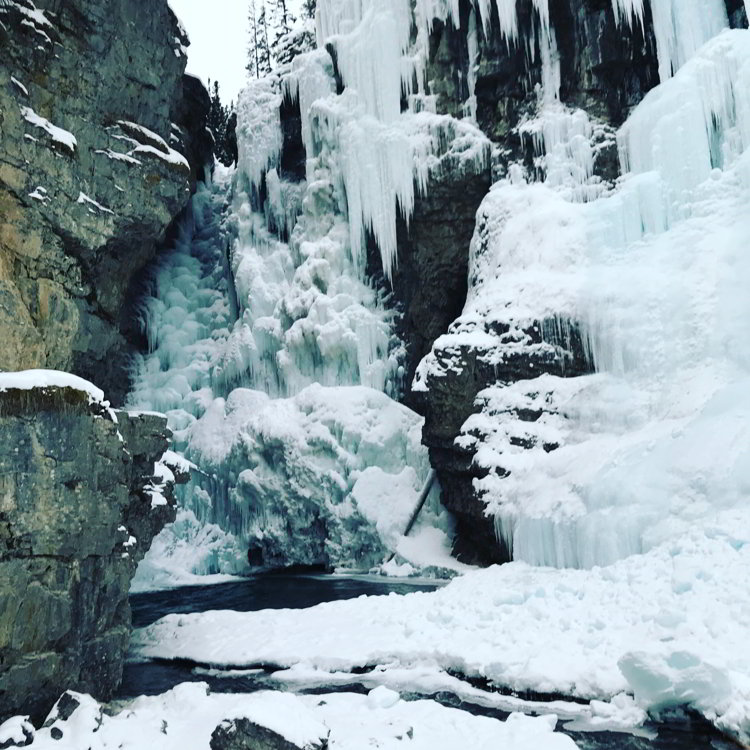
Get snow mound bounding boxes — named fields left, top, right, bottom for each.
left=1, top=682, right=578, bottom=750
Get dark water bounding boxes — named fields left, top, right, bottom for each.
left=130, top=571, right=439, bottom=629
left=123, top=574, right=738, bottom=750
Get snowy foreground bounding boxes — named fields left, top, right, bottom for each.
left=133, top=517, right=750, bottom=744
left=0, top=683, right=577, bottom=749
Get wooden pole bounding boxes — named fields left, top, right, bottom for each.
left=384, top=469, right=437, bottom=564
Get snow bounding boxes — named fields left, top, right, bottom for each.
left=144, top=453, right=176, bottom=508
left=116, top=120, right=170, bottom=151
left=0, top=716, right=34, bottom=747
left=5, top=683, right=578, bottom=750
left=0, top=369, right=106, bottom=404
left=131, top=143, right=190, bottom=170
left=28, top=185, right=49, bottom=203
left=77, top=191, right=114, bottom=215
left=11, top=76, right=28, bottom=96
left=19, top=106, right=77, bottom=154
left=114, top=120, right=190, bottom=169
left=269, top=663, right=648, bottom=733
left=95, top=148, right=142, bottom=165
left=133, top=521, right=750, bottom=742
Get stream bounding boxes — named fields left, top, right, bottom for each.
left=123, top=573, right=737, bottom=750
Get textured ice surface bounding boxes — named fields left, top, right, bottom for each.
left=417, top=30, right=750, bottom=571
left=129, top=0, right=493, bottom=585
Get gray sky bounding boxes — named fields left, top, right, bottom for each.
left=169, top=0, right=249, bottom=106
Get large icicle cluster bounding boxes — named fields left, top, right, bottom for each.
left=310, top=0, right=490, bottom=280
left=612, top=0, right=729, bottom=81
left=129, top=0, right=495, bottom=583
left=418, top=5, right=750, bottom=571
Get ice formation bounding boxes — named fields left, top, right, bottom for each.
left=120, top=0, right=750, bottom=740
left=416, top=4, right=750, bottom=575
left=612, top=0, right=729, bottom=81
left=128, top=0, right=494, bottom=585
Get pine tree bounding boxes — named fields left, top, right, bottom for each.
left=246, top=0, right=260, bottom=79
left=302, top=0, right=316, bottom=20
left=257, top=1, right=272, bottom=75
left=207, top=80, right=232, bottom=165
left=270, top=0, right=296, bottom=55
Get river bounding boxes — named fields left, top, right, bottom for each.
left=123, top=573, right=737, bottom=750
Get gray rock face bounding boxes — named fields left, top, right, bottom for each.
left=210, top=717, right=328, bottom=750
left=0, top=0, right=210, bottom=404
left=380, top=157, right=491, bottom=410
left=0, top=386, right=185, bottom=723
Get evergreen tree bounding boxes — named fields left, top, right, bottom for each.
left=246, top=0, right=260, bottom=79
left=257, top=1, right=272, bottom=75
left=302, top=0, right=316, bottom=20
left=270, top=0, right=296, bottom=55
left=207, top=80, right=234, bottom=166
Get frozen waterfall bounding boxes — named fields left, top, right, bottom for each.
left=417, top=4, right=750, bottom=569
left=125, top=0, right=493, bottom=585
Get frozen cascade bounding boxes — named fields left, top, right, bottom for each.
left=128, top=172, right=250, bottom=590
left=128, top=0, right=495, bottom=585
left=419, top=27, right=750, bottom=570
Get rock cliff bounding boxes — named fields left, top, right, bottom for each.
left=0, top=382, right=187, bottom=723
left=0, top=0, right=211, bottom=405
left=0, top=0, right=207, bottom=724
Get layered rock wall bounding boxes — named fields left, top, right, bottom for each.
left=0, top=386, right=185, bottom=722
left=0, top=0, right=210, bottom=404
left=0, top=0, right=205, bottom=723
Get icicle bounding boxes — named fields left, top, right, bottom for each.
left=236, top=77, right=283, bottom=194
left=492, top=0, right=520, bottom=43
left=649, top=0, right=728, bottom=81
left=331, top=0, right=414, bottom=122
left=612, top=0, right=728, bottom=81
left=465, top=7, right=479, bottom=121
left=610, top=0, right=645, bottom=28
left=539, top=20, right=560, bottom=104
left=283, top=49, right=337, bottom=164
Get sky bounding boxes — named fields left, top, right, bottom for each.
left=168, top=0, right=249, bottom=106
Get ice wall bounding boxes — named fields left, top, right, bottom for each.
left=419, top=13, right=750, bottom=569
left=128, top=0, right=494, bottom=583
